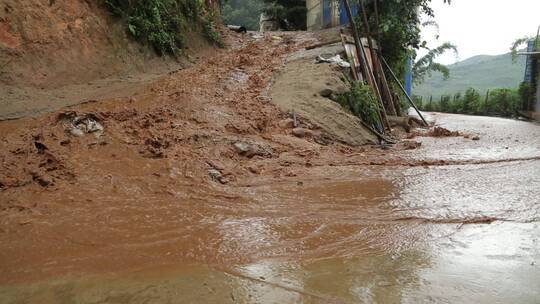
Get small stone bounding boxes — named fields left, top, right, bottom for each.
left=292, top=128, right=313, bottom=138
left=278, top=119, right=295, bottom=129
left=248, top=166, right=260, bottom=174
left=472, top=136, right=480, bottom=141
left=403, top=141, right=421, bottom=150
left=69, top=128, right=85, bottom=137
left=233, top=141, right=272, bottom=158
left=319, top=88, right=334, bottom=97
left=208, top=169, right=222, bottom=181
left=233, top=142, right=250, bottom=154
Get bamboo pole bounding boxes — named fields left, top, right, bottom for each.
left=343, top=0, right=390, bottom=131
left=358, top=0, right=395, bottom=117
left=380, top=56, right=429, bottom=126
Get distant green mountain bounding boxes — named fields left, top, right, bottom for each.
left=413, top=51, right=527, bottom=99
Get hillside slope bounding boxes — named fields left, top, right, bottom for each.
left=413, top=51, right=527, bottom=99
left=0, top=0, right=176, bottom=88
left=0, top=0, right=216, bottom=120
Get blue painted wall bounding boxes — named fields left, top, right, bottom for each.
left=524, top=40, right=535, bottom=84
left=323, top=0, right=359, bottom=28
left=339, top=0, right=359, bottom=25
left=405, top=57, right=413, bottom=96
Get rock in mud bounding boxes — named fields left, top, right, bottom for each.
left=428, top=127, right=461, bottom=137
left=233, top=142, right=250, bottom=154
left=292, top=128, right=314, bottom=138
left=232, top=141, right=272, bottom=158
left=402, top=141, right=422, bottom=150
left=58, top=111, right=104, bottom=138
left=278, top=119, right=295, bottom=129
left=319, top=88, right=334, bottom=98
left=208, top=169, right=228, bottom=184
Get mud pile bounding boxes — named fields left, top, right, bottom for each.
left=270, top=44, right=378, bottom=146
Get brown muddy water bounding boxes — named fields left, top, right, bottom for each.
left=1, top=113, right=540, bottom=303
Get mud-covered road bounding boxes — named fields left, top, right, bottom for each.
left=1, top=31, right=539, bottom=303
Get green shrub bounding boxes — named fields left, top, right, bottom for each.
left=222, top=0, right=264, bottom=31
left=418, top=87, right=521, bottom=118
left=105, top=0, right=221, bottom=55
left=488, top=88, right=520, bottom=116
left=336, top=81, right=382, bottom=129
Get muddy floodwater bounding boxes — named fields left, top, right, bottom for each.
left=1, top=112, right=540, bottom=303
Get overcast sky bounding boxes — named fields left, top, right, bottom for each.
left=419, top=0, right=540, bottom=65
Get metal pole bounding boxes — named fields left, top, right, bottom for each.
left=380, top=56, right=429, bottom=126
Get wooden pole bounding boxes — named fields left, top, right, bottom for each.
left=343, top=0, right=370, bottom=87
left=343, top=0, right=390, bottom=131
left=370, top=0, right=398, bottom=117
left=358, top=0, right=396, bottom=117
left=380, top=55, right=428, bottom=126
left=484, top=89, right=490, bottom=113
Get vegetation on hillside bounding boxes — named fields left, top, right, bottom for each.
left=222, top=0, right=306, bottom=31
left=222, top=0, right=264, bottom=30
left=413, top=52, right=527, bottom=99
left=105, top=0, right=222, bottom=56
left=262, top=0, right=307, bottom=30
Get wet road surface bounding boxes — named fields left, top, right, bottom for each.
left=1, top=113, right=539, bottom=303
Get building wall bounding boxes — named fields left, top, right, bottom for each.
left=306, top=0, right=358, bottom=31
left=306, top=0, right=323, bottom=30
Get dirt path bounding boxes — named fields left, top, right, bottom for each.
left=1, top=31, right=539, bottom=303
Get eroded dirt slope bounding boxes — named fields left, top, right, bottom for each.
left=1, top=0, right=162, bottom=87
left=0, top=0, right=217, bottom=120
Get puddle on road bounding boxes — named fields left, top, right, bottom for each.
left=2, top=222, right=538, bottom=303
left=1, top=161, right=539, bottom=303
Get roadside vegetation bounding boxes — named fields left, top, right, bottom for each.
left=335, top=81, right=382, bottom=129
left=104, top=0, right=222, bottom=56
left=417, top=35, right=538, bottom=118
left=414, top=84, right=531, bottom=118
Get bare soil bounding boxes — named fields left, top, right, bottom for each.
left=0, top=0, right=214, bottom=120
left=1, top=7, right=540, bottom=303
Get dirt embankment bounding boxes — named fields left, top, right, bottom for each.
left=0, top=0, right=164, bottom=87
left=0, top=0, right=216, bottom=120
left=270, top=44, right=378, bottom=146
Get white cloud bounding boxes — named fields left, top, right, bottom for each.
left=419, top=0, right=540, bottom=65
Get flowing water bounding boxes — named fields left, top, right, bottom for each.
left=1, top=113, right=539, bottom=303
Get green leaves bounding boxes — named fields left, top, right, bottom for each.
left=413, top=42, right=457, bottom=85
left=261, top=0, right=307, bottom=30
left=418, top=86, right=522, bottom=117
left=222, top=0, right=264, bottom=31
left=355, top=0, right=451, bottom=80
left=336, top=81, right=382, bottom=129
left=105, top=0, right=221, bottom=56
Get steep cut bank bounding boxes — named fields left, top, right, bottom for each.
left=0, top=0, right=216, bottom=120
left=0, top=0, right=168, bottom=87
